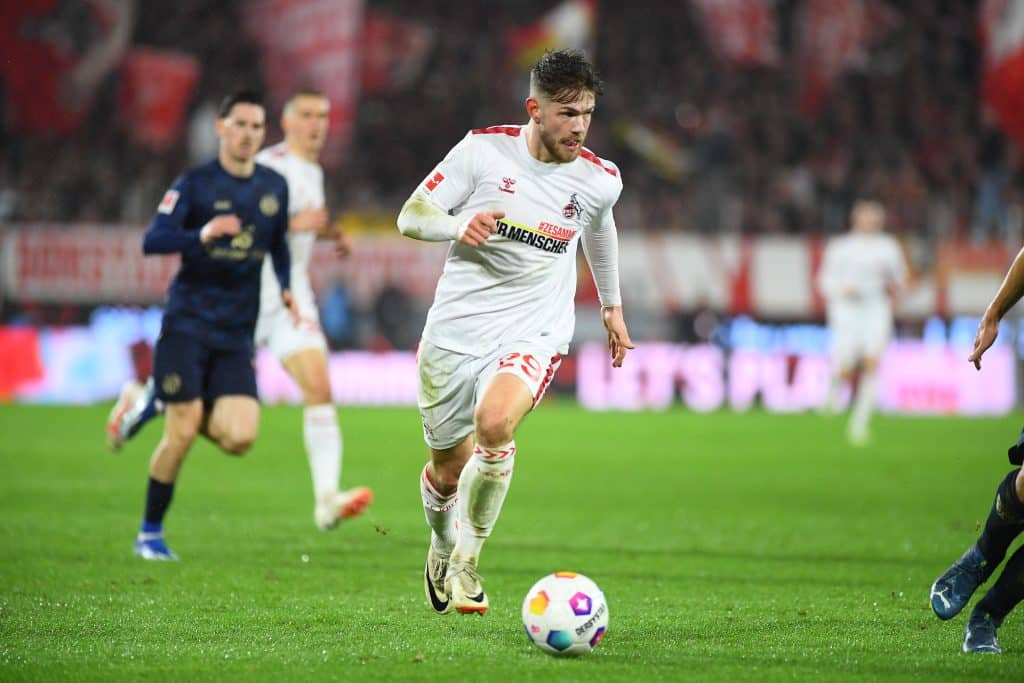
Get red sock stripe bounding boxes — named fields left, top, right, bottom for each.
left=474, top=444, right=516, bottom=461
left=533, top=354, right=562, bottom=406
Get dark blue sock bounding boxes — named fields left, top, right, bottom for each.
left=978, top=543, right=1024, bottom=622
left=142, top=477, right=175, bottom=530
left=977, top=469, right=1024, bottom=572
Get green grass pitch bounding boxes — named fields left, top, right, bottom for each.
left=2, top=402, right=1024, bottom=681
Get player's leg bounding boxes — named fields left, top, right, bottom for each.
left=422, top=436, right=474, bottom=614
left=107, top=376, right=167, bottom=450
left=136, top=400, right=203, bottom=560
left=417, top=341, right=479, bottom=614
left=932, top=467, right=1024, bottom=620
left=202, top=396, right=260, bottom=455
left=824, top=312, right=855, bottom=414
left=135, top=332, right=204, bottom=560
left=847, top=355, right=879, bottom=445
left=446, top=347, right=561, bottom=615
left=847, top=310, right=889, bottom=445
left=281, top=346, right=372, bottom=529
left=964, top=538, right=1024, bottom=653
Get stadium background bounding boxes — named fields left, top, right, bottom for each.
left=0, top=0, right=1021, bottom=417
left=2, top=0, right=1024, bottom=416
left=5, top=1, right=1024, bottom=680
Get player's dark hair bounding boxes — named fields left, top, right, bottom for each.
left=530, top=49, right=603, bottom=104
left=218, top=90, right=265, bottom=118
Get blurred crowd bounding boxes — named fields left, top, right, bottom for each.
left=1, top=0, right=1018, bottom=241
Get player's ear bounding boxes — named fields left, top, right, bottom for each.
left=526, top=97, right=541, bottom=124
left=215, top=116, right=226, bottom=138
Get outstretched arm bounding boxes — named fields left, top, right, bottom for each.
left=970, top=245, right=1024, bottom=369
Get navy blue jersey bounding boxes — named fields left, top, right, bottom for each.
left=144, top=159, right=290, bottom=352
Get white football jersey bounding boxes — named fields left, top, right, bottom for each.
left=256, top=142, right=325, bottom=315
left=818, top=232, right=907, bottom=305
left=417, top=125, right=623, bottom=356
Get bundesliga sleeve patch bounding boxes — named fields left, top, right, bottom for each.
left=425, top=171, right=445, bottom=192
left=157, top=189, right=180, bottom=215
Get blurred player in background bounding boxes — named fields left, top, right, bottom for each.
left=124, top=90, right=295, bottom=560
left=929, top=244, right=1024, bottom=653
left=817, top=198, right=908, bottom=445
left=397, top=49, right=634, bottom=615
left=254, top=89, right=372, bottom=530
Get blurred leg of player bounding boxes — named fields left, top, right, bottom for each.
left=136, top=335, right=261, bottom=560
left=846, top=308, right=890, bottom=445
left=107, top=377, right=164, bottom=451
left=932, top=468, right=1024, bottom=625
left=257, top=307, right=371, bottom=530
left=824, top=307, right=856, bottom=415
left=281, top=346, right=372, bottom=529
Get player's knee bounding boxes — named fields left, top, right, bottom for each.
left=474, top=406, right=515, bottom=447
left=219, top=425, right=257, bottom=455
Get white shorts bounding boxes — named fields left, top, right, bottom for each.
left=417, top=339, right=563, bottom=450
left=828, top=302, right=892, bottom=371
left=254, top=303, right=327, bottom=361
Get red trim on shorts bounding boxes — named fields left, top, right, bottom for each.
left=579, top=148, right=618, bottom=176
left=533, top=354, right=562, bottom=406
left=471, top=125, right=521, bottom=137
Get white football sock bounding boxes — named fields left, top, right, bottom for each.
left=825, top=372, right=844, bottom=412
left=420, top=463, right=457, bottom=556
left=848, top=370, right=878, bottom=442
left=452, top=442, right=516, bottom=563
left=303, top=404, right=342, bottom=502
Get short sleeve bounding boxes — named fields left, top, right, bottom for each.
left=413, top=132, right=477, bottom=212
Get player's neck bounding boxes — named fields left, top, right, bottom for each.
left=218, top=151, right=255, bottom=178
left=524, top=121, right=559, bottom=164
left=285, top=139, right=318, bottom=163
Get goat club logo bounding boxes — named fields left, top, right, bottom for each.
left=499, top=176, right=517, bottom=194
left=563, top=193, right=582, bottom=219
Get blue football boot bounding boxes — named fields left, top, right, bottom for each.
left=963, top=606, right=1002, bottom=653
left=930, top=544, right=991, bottom=620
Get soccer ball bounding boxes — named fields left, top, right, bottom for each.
left=521, top=572, right=608, bottom=657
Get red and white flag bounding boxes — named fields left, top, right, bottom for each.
left=118, top=48, right=199, bottom=149
left=690, top=0, right=779, bottom=68
left=980, top=0, right=1024, bottom=142
left=244, top=0, right=363, bottom=168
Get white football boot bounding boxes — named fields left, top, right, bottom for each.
left=314, top=487, right=374, bottom=530
left=445, top=557, right=488, bottom=615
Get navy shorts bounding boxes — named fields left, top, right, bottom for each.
left=152, top=330, right=258, bottom=404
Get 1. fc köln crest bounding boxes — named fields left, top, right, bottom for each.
left=563, top=193, right=582, bottom=219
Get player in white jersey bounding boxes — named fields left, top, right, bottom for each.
left=396, top=50, right=634, bottom=615
left=817, top=198, right=908, bottom=445
left=253, top=89, right=372, bottom=530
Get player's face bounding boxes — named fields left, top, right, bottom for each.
left=283, top=95, right=329, bottom=156
left=217, top=103, right=266, bottom=163
left=534, top=90, right=595, bottom=163
left=851, top=202, right=885, bottom=233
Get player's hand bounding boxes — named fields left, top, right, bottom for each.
left=291, top=208, right=329, bottom=233
left=199, top=215, right=242, bottom=244
left=969, top=313, right=1000, bottom=370
left=457, top=210, right=504, bottom=248
left=602, top=306, right=635, bottom=368
left=332, top=226, right=353, bottom=258
left=282, top=289, right=301, bottom=327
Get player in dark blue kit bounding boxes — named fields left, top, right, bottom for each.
left=129, top=90, right=297, bottom=560
left=930, top=243, right=1024, bottom=652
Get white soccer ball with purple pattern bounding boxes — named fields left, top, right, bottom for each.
left=521, top=572, right=608, bottom=657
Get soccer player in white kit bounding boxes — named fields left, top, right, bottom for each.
left=254, top=90, right=373, bottom=530
left=396, top=50, right=634, bottom=615
left=817, top=198, right=908, bottom=445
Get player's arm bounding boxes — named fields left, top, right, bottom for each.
left=396, top=132, right=502, bottom=247
left=970, top=244, right=1024, bottom=369
left=143, top=175, right=241, bottom=255
left=582, top=184, right=634, bottom=368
